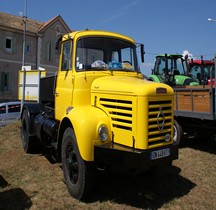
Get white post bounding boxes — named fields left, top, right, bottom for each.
left=21, top=0, right=27, bottom=110
left=38, top=68, right=41, bottom=103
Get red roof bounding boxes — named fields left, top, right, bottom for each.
left=0, top=12, right=71, bottom=34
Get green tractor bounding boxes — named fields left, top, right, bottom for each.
left=148, top=54, right=199, bottom=86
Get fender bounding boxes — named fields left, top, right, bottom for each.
left=148, top=75, right=161, bottom=83
left=21, top=103, right=44, bottom=115
left=61, top=106, right=111, bottom=161
left=21, top=103, right=44, bottom=135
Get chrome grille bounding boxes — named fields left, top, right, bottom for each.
left=148, top=100, right=173, bottom=147
left=99, top=98, right=132, bottom=130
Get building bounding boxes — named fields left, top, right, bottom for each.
left=0, top=12, right=71, bottom=102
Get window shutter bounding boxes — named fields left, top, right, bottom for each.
left=45, top=42, right=53, bottom=61
left=2, top=34, right=6, bottom=52
left=49, top=42, right=53, bottom=61
left=0, top=72, right=5, bottom=91
left=12, top=37, right=17, bottom=53
left=45, top=42, right=48, bottom=61
left=8, top=72, right=12, bottom=92
left=0, top=72, right=12, bottom=92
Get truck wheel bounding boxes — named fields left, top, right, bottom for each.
left=61, top=127, right=95, bottom=200
left=174, top=120, right=183, bottom=145
left=21, top=109, right=41, bottom=153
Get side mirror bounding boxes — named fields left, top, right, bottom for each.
left=141, top=44, right=145, bottom=63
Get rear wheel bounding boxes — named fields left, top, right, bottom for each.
left=21, top=109, right=41, bottom=153
left=61, top=127, right=95, bottom=200
left=174, top=120, right=183, bottom=145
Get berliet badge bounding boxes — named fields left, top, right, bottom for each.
left=157, top=106, right=165, bottom=132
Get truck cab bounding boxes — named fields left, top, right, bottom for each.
left=55, top=30, right=141, bottom=121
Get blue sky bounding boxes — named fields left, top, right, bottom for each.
left=2, top=0, right=216, bottom=76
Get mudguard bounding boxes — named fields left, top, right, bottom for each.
left=60, top=106, right=111, bottom=161
left=148, top=75, right=162, bottom=83
left=21, top=103, right=44, bottom=135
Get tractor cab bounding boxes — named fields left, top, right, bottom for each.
left=149, top=54, right=199, bottom=86
left=188, top=58, right=215, bottom=85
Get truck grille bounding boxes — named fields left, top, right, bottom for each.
left=99, top=98, right=132, bottom=130
left=98, top=97, right=173, bottom=149
left=148, top=100, right=173, bottom=147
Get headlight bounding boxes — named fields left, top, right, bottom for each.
left=98, top=125, right=108, bottom=142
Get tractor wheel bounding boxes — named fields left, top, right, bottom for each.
left=61, top=127, right=95, bottom=200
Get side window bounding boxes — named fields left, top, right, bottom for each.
left=8, top=104, right=21, bottom=113
left=176, top=60, right=184, bottom=75
left=158, top=59, right=166, bottom=74
left=61, top=41, right=72, bottom=71
left=0, top=106, right=6, bottom=114
left=191, top=66, right=201, bottom=79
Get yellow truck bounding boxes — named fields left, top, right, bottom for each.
left=21, top=30, right=178, bottom=200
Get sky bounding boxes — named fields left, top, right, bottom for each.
left=1, top=0, right=216, bottom=76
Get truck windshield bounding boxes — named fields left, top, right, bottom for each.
left=76, top=37, right=138, bottom=72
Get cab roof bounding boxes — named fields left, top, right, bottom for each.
left=62, top=29, right=135, bottom=44
left=189, top=60, right=214, bottom=65
left=156, top=54, right=183, bottom=59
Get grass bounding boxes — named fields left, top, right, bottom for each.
left=0, top=121, right=216, bottom=210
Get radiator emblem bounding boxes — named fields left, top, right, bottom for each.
left=157, top=106, right=165, bottom=132
left=156, top=87, right=167, bottom=94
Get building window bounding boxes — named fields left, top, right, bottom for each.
left=5, top=36, right=12, bottom=53
left=26, top=43, right=31, bottom=54
left=0, top=72, right=11, bottom=92
left=2, top=34, right=16, bottom=54
left=46, top=42, right=53, bottom=61
left=55, top=25, right=61, bottom=34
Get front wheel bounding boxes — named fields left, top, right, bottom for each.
left=61, top=127, right=95, bottom=200
left=174, top=120, right=183, bottom=145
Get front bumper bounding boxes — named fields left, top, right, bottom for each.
left=94, top=142, right=178, bottom=169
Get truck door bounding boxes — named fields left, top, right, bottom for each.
left=55, top=40, right=74, bottom=120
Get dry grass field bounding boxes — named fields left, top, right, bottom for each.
left=0, top=121, right=216, bottom=210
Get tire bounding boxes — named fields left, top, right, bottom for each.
left=21, top=109, right=41, bottom=153
left=61, top=127, right=95, bottom=200
left=174, top=119, right=183, bottom=145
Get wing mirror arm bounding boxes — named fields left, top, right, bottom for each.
left=140, top=44, right=145, bottom=63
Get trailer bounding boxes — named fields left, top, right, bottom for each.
left=174, top=57, right=216, bottom=141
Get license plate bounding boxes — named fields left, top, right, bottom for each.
left=150, top=148, right=170, bottom=160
